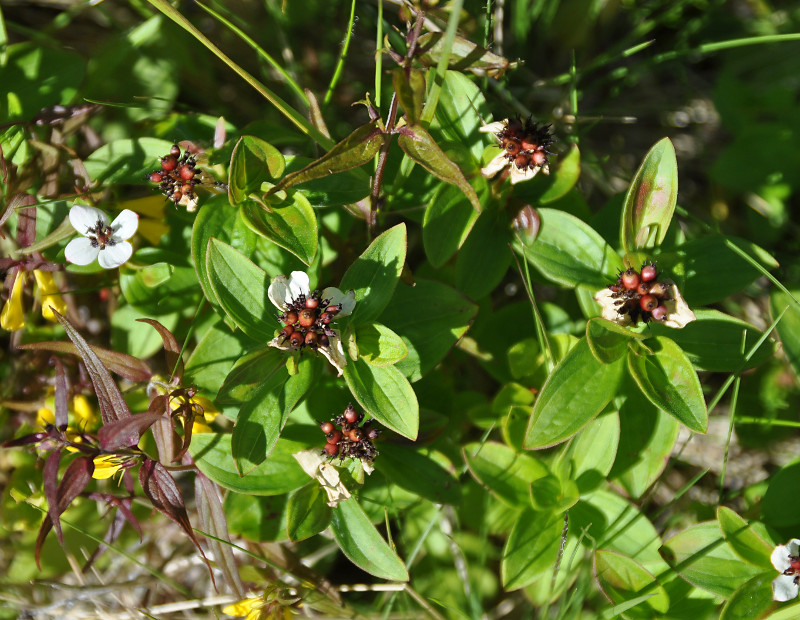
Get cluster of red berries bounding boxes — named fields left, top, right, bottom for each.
left=496, top=118, right=554, bottom=172
left=607, top=262, right=673, bottom=324
left=278, top=291, right=342, bottom=350
left=146, top=144, right=204, bottom=209
left=319, top=404, right=380, bottom=462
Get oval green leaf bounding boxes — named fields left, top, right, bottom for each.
left=502, top=509, right=563, bottom=591
left=286, top=483, right=332, bottom=542
left=594, top=549, right=670, bottom=615
left=241, top=193, right=318, bottom=266
left=586, top=317, right=646, bottom=364
left=463, top=441, right=548, bottom=507
left=719, top=571, right=776, bottom=620
left=423, top=182, right=482, bottom=268
left=228, top=135, right=285, bottom=205
left=717, top=506, right=773, bottom=569
left=354, top=322, right=408, bottom=367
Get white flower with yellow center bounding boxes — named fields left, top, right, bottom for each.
left=65, top=205, right=138, bottom=269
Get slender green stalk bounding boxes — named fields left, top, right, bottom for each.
left=655, top=32, right=800, bottom=62
left=718, top=330, right=745, bottom=500
left=420, top=0, right=464, bottom=124
left=324, top=0, right=357, bottom=106
left=375, top=0, right=384, bottom=109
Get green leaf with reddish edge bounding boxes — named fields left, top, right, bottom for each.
left=627, top=336, right=707, bottom=433
left=339, top=223, right=406, bottom=324
left=393, top=68, right=425, bottom=124
left=717, top=507, right=773, bottom=569
left=647, top=309, right=775, bottom=372
left=594, top=550, right=670, bottom=615
left=268, top=122, right=385, bottom=195
left=502, top=509, right=562, bottom=590
left=524, top=338, right=625, bottom=450
left=520, top=208, right=624, bottom=290
left=353, top=322, right=408, bottom=367
left=586, top=317, right=646, bottom=364
left=189, top=433, right=308, bottom=495
left=228, top=135, right=285, bottom=205
left=397, top=123, right=481, bottom=212
left=463, top=441, right=548, bottom=507
left=660, top=522, right=762, bottom=598
left=376, top=444, right=460, bottom=505
left=192, top=196, right=257, bottom=312
left=231, top=354, right=318, bottom=474
left=620, top=137, right=678, bottom=253
left=379, top=279, right=478, bottom=382
left=719, top=572, right=776, bottom=620
left=423, top=181, right=483, bottom=268
left=286, top=483, right=332, bottom=542
left=241, top=193, right=318, bottom=266
left=205, top=238, right=273, bottom=342
left=330, top=498, right=409, bottom=581
left=217, top=346, right=285, bottom=408
left=17, top=341, right=152, bottom=383
left=342, top=357, right=418, bottom=440
left=415, top=33, right=512, bottom=77
left=282, top=155, right=370, bottom=207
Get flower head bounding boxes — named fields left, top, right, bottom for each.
left=480, top=117, right=554, bottom=184
left=267, top=271, right=355, bottom=376
left=65, top=205, right=138, bottom=269
left=594, top=262, right=696, bottom=329
left=772, top=539, right=800, bottom=601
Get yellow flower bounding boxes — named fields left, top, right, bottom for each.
left=1, top=270, right=26, bottom=331
left=92, top=454, right=127, bottom=480
left=169, top=392, right=219, bottom=434
left=222, top=595, right=263, bottom=619
left=35, top=394, right=98, bottom=431
left=33, top=270, right=67, bottom=321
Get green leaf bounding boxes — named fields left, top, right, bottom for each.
left=586, top=318, right=646, bottom=364
left=379, top=279, right=478, bottom=382
left=377, top=444, right=460, bottom=504
left=354, top=322, right=408, bottom=367
left=660, top=522, right=763, bottom=598
left=241, top=193, right=318, bottom=266
left=430, top=70, right=491, bottom=163
left=416, top=34, right=512, bottom=78
left=627, top=337, right=708, bottom=433
left=342, top=357, right=418, bottom=440
left=225, top=492, right=289, bottom=542
left=762, top=457, right=800, bottom=532
left=231, top=355, right=317, bottom=474
left=557, top=410, right=620, bottom=495
left=286, top=483, right=332, bottom=541
left=393, top=68, right=425, bottom=124
left=530, top=475, right=579, bottom=512
left=455, top=207, right=512, bottom=299
left=189, top=433, right=307, bottom=495
left=771, top=288, right=800, bottom=379
left=540, top=144, right=581, bottom=203
left=85, top=137, right=174, bottom=185
left=340, top=223, right=407, bottom=324
left=184, top=322, right=250, bottom=396
left=330, top=498, right=409, bottom=581
left=422, top=182, right=482, bottom=268
left=217, top=347, right=285, bottom=407
left=521, top=208, right=624, bottom=289
left=397, top=123, right=481, bottom=212
left=502, top=509, right=563, bottom=590
left=283, top=155, right=370, bottom=207
left=269, top=122, right=385, bottom=195
left=524, top=338, right=625, bottom=450
left=621, top=137, right=678, bottom=252
left=228, top=135, right=285, bottom=205
left=205, top=238, right=273, bottom=341
left=463, top=441, right=548, bottom=507
left=719, top=572, right=776, bottom=620
left=717, top=506, right=773, bottom=569
left=647, top=309, right=775, bottom=371
left=594, top=550, right=670, bottom=615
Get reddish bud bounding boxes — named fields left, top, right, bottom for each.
left=161, top=155, right=178, bottom=172
left=283, top=311, right=298, bottom=325
left=621, top=271, right=640, bottom=290
left=349, top=427, right=364, bottom=442
left=521, top=138, right=538, bottom=151
left=322, top=443, right=339, bottom=457
left=305, top=297, right=319, bottom=309
left=326, top=430, right=342, bottom=444
left=170, top=144, right=181, bottom=157
left=148, top=172, right=163, bottom=183
left=282, top=325, right=294, bottom=337
left=641, top=264, right=658, bottom=282
left=320, top=421, right=335, bottom=434
left=651, top=305, right=668, bottom=321
left=298, top=308, right=316, bottom=328
left=640, top=295, right=658, bottom=312
left=344, top=405, right=358, bottom=424
left=179, top=164, right=195, bottom=181
left=318, top=334, right=329, bottom=347
left=531, top=150, right=547, bottom=166
left=325, top=305, right=341, bottom=316
left=304, top=331, right=318, bottom=347
left=320, top=312, right=334, bottom=324
left=503, top=138, right=521, bottom=156
left=514, top=154, right=529, bottom=169
left=289, top=331, right=304, bottom=347
left=637, top=282, right=651, bottom=296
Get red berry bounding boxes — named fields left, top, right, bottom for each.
left=305, top=297, right=319, bottom=309
left=531, top=150, right=547, bottom=166
left=322, top=443, right=339, bottom=457
left=304, top=331, right=318, bottom=346
left=161, top=155, right=178, bottom=172
left=179, top=164, right=195, bottom=181
left=325, top=305, right=340, bottom=316
left=344, top=405, right=358, bottom=424
left=651, top=305, right=668, bottom=321
left=521, top=137, right=538, bottom=151
left=349, top=427, right=364, bottom=442
left=640, top=295, right=658, bottom=312
left=621, top=270, right=640, bottom=290
left=282, top=325, right=294, bottom=337
left=289, top=331, right=304, bottom=347
left=320, top=312, right=334, bottom=324
left=283, top=311, right=298, bottom=325
left=170, top=144, right=181, bottom=157
left=326, top=430, right=342, bottom=444
left=320, top=421, right=334, bottom=434
left=641, top=264, right=658, bottom=282
left=637, top=282, right=651, bottom=296
left=514, top=154, right=530, bottom=169
left=172, top=190, right=183, bottom=203
left=149, top=172, right=163, bottom=183
left=298, top=308, right=316, bottom=328
left=503, top=138, right=521, bottom=156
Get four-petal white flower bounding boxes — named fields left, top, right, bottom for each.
left=480, top=119, right=551, bottom=185
left=772, top=539, right=800, bottom=602
left=65, top=205, right=138, bottom=269
left=267, top=271, right=355, bottom=376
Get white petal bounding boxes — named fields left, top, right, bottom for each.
left=541, top=163, right=551, bottom=175
left=319, top=332, right=347, bottom=376
left=286, top=271, right=310, bottom=302
left=510, top=163, right=541, bottom=185
left=64, top=237, right=100, bottom=265
left=69, top=205, right=108, bottom=236
left=110, top=209, right=139, bottom=241
left=773, top=545, right=793, bottom=572
left=773, top=574, right=799, bottom=602
left=292, top=450, right=351, bottom=508
left=661, top=282, right=697, bottom=329
left=267, top=334, right=294, bottom=351
left=481, top=153, right=509, bottom=178
left=788, top=540, right=800, bottom=556
left=321, top=287, right=356, bottom=317
left=479, top=120, right=507, bottom=134
left=268, top=275, right=291, bottom=311
left=97, top=242, right=133, bottom=269
left=594, top=288, right=633, bottom=327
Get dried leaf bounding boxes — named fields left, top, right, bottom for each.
left=416, top=32, right=513, bottom=78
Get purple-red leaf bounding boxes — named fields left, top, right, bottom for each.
left=98, top=412, right=164, bottom=451
left=17, top=341, right=153, bottom=382
left=52, top=357, right=69, bottom=429
left=16, top=203, right=36, bottom=248
left=52, top=311, right=132, bottom=424
left=43, top=451, right=63, bottom=542
left=148, top=393, right=178, bottom=465
left=137, top=318, right=184, bottom=382
left=36, top=455, right=94, bottom=569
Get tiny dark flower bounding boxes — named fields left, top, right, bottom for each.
left=480, top=118, right=554, bottom=184
left=319, top=404, right=380, bottom=466
left=145, top=143, right=224, bottom=213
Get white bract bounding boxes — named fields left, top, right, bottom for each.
left=772, top=539, right=800, bottom=602
left=65, top=205, right=138, bottom=269
left=267, top=271, right=356, bottom=376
